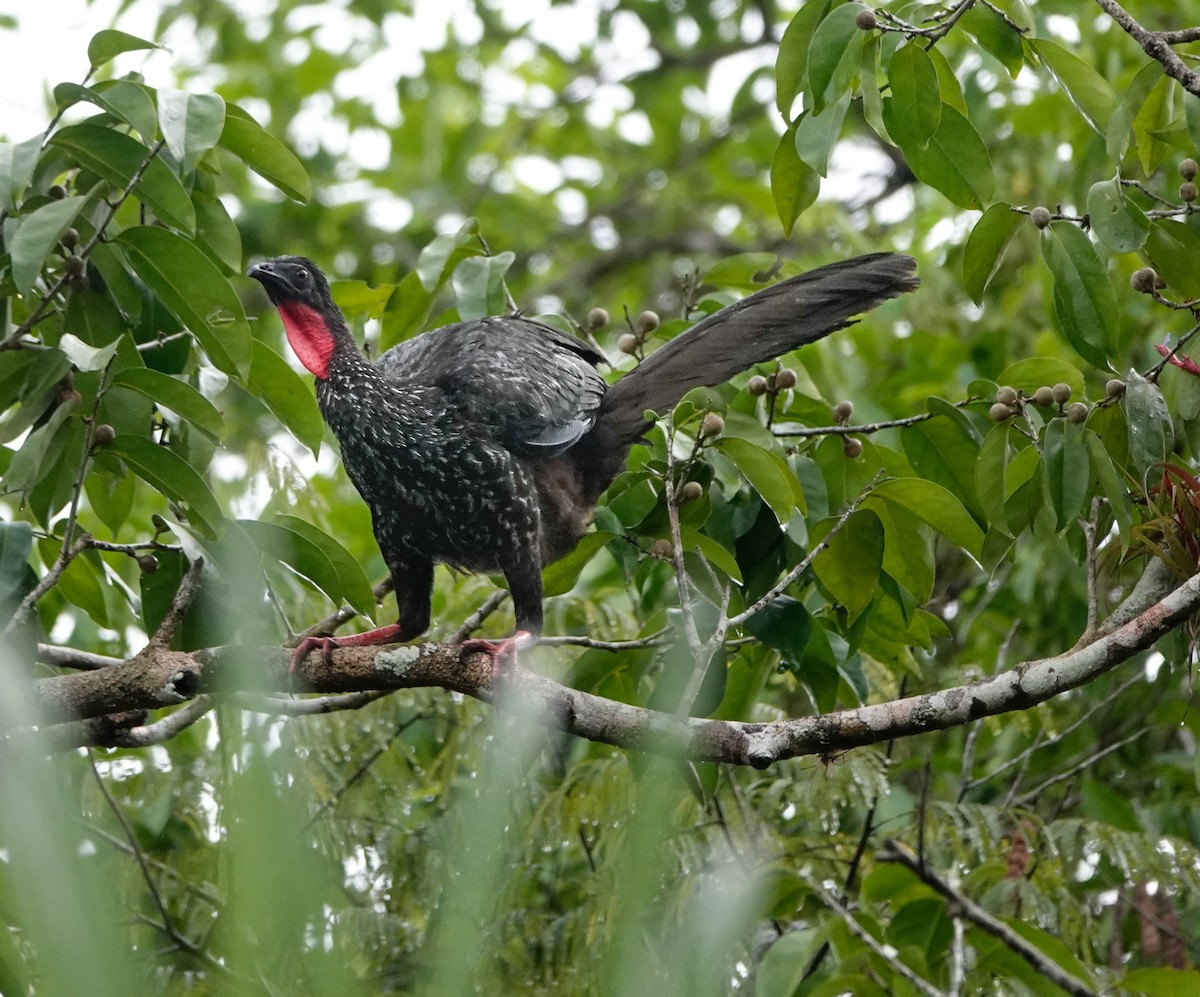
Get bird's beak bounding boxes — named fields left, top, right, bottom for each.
left=247, top=260, right=292, bottom=303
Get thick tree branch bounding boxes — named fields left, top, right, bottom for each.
left=22, top=560, right=1197, bottom=763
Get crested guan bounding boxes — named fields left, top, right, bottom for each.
left=248, top=253, right=919, bottom=670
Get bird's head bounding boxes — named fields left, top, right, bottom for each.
left=247, top=256, right=346, bottom=379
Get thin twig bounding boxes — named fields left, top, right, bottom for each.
left=1093, top=0, right=1200, bottom=98
left=727, top=471, right=883, bottom=629
left=1014, top=730, right=1145, bottom=805
left=1143, top=319, right=1200, bottom=382
left=881, top=840, right=1100, bottom=997
left=234, top=690, right=391, bottom=715
left=291, top=577, right=395, bottom=645
left=799, top=869, right=948, bottom=997
left=4, top=534, right=90, bottom=636
left=37, top=643, right=123, bottom=670
left=451, top=588, right=509, bottom=642
left=148, top=557, right=206, bottom=647
left=537, top=630, right=668, bottom=651
left=87, top=751, right=221, bottom=970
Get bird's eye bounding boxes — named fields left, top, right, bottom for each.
left=296, top=269, right=310, bottom=283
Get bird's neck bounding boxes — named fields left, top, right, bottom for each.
left=278, top=301, right=349, bottom=380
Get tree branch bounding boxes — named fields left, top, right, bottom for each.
left=880, top=840, right=1100, bottom=997
left=1093, top=0, right=1200, bottom=98
left=22, top=559, right=1196, bottom=763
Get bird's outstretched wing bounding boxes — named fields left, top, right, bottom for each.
left=375, top=317, right=607, bottom=458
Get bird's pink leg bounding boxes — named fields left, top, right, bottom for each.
left=290, top=623, right=406, bottom=673
left=458, top=630, right=535, bottom=678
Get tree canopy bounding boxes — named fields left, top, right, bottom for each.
left=2, top=0, right=1200, bottom=993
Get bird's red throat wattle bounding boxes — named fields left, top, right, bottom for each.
left=279, top=301, right=336, bottom=379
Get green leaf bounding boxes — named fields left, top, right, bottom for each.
left=806, top=3, right=865, bottom=110
left=861, top=496, right=935, bottom=602
left=9, top=195, right=88, bottom=295
left=84, top=467, right=136, bottom=535
left=1188, top=97, right=1200, bottom=153
left=192, top=190, right=243, bottom=273
left=887, top=44, right=941, bottom=146
left=1032, top=38, right=1116, bottom=134
left=1041, top=222, right=1118, bottom=367
left=812, top=509, right=884, bottom=622
left=900, top=412, right=983, bottom=521
left=927, top=45, right=967, bottom=114
left=1042, top=418, right=1089, bottom=531
left=0, top=520, right=34, bottom=606
left=678, top=525, right=742, bottom=583
left=218, top=105, right=311, bottom=203
left=0, top=134, right=43, bottom=213
left=116, top=226, right=251, bottom=378
left=871, top=477, right=985, bottom=560
left=54, top=81, right=156, bottom=143
left=775, top=0, right=830, bottom=117
left=332, top=279, right=397, bottom=321
left=58, top=333, right=119, bottom=372
left=1143, top=219, right=1200, bottom=299
left=452, top=252, right=515, bottom=320
left=771, top=125, right=819, bottom=236
left=1106, top=61, right=1163, bottom=162
left=716, top=438, right=798, bottom=526
left=1132, top=75, right=1172, bottom=176
left=883, top=100, right=993, bottom=209
left=248, top=339, right=325, bottom=457
left=272, top=515, right=377, bottom=618
left=87, top=28, right=158, bottom=69
left=543, top=531, right=618, bottom=597
left=1123, top=370, right=1171, bottom=478
left=111, top=368, right=225, bottom=440
left=1087, top=176, right=1150, bottom=253
left=1001, top=919, right=1096, bottom=991
left=963, top=202, right=1022, bottom=304
left=1085, top=428, right=1132, bottom=538
left=380, top=271, right=437, bottom=350
left=2, top=403, right=74, bottom=500
left=996, top=358, right=1085, bottom=398
left=793, top=92, right=851, bottom=177
left=238, top=519, right=344, bottom=609
left=744, top=596, right=811, bottom=666
left=158, top=89, right=226, bottom=174
left=106, top=435, right=223, bottom=538
left=960, top=3, right=1024, bottom=76
left=860, top=33, right=887, bottom=141
left=1120, top=968, right=1200, bottom=997
left=415, top=221, right=481, bottom=290
left=49, top=123, right=195, bottom=234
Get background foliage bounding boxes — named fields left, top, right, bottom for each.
left=2, top=0, right=1200, bottom=993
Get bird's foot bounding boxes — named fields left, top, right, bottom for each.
left=459, top=630, right=535, bottom=680
left=289, top=624, right=407, bottom=675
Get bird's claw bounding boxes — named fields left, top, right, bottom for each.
left=289, top=635, right=339, bottom=675
left=459, top=630, right=535, bottom=679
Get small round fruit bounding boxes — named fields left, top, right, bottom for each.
left=587, top=307, right=609, bottom=331
left=855, top=9, right=877, bottom=30
left=93, top=423, right=116, bottom=446
left=1051, top=382, right=1072, bottom=404
left=1032, top=386, right=1055, bottom=407
left=995, top=385, right=1018, bottom=406
left=48, top=184, right=67, bottom=199
left=137, top=554, right=159, bottom=575
left=1182, top=182, right=1198, bottom=203
left=1030, top=206, right=1052, bottom=229
left=58, top=388, right=83, bottom=406
left=747, top=374, right=769, bottom=396
left=775, top=367, right=798, bottom=390
left=678, top=480, right=704, bottom=504
left=60, top=228, right=80, bottom=251
left=651, top=538, right=674, bottom=560
left=617, top=332, right=639, bottom=354
left=636, top=310, right=660, bottom=334
left=1131, top=267, right=1159, bottom=293
left=1066, top=402, right=1089, bottom=423
left=1181, top=158, right=1199, bottom=181
left=700, top=412, right=725, bottom=438
left=989, top=402, right=1013, bottom=422
left=151, top=514, right=169, bottom=533
left=842, top=436, right=863, bottom=458
left=833, top=399, right=854, bottom=422
left=65, top=255, right=86, bottom=279
left=1105, top=378, right=1126, bottom=398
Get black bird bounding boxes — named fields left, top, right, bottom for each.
left=248, top=253, right=919, bottom=671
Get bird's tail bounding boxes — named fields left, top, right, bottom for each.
left=578, top=252, right=919, bottom=500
